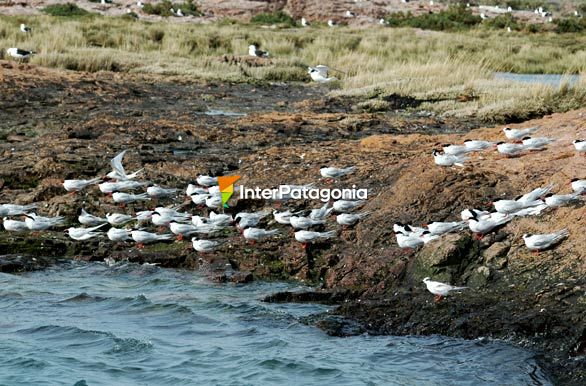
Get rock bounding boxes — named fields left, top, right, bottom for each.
left=413, top=234, right=474, bottom=282
left=484, top=241, right=510, bottom=269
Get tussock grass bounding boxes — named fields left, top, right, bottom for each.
left=1, top=15, right=585, bottom=122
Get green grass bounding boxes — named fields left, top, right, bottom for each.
left=42, top=3, right=90, bottom=17
left=142, top=0, right=200, bottom=17
left=1, top=15, right=585, bottom=122
left=386, top=6, right=482, bottom=31
left=250, top=11, right=296, bottom=27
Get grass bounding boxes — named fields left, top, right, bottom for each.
left=142, top=0, right=201, bottom=17
left=42, top=3, right=90, bottom=17
left=251, top=11, right=296, bottom=27
left=0, top=15, right=585, bottom=122
left=385, top=6, right=482, bottom=31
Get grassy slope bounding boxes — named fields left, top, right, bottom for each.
left=0, top=14, right=585, bottom=122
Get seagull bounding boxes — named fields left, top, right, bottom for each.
left=24, top=214, right=65, bottom=231
left=320, top=166, right=355, bottom=179
left=463, top=139, right=495, bottom=151
left=6, top=48, right=35, bottom=60
left=137, top=1, right=144, bottom=8
left=432, top=150, right=467, bottom=167
left=521, top=136, right=555, bottom=150
left=152, top=211, right=190, bottom=227
left=242, top=228, right=279, bottom=242
left=192, top=238, right=223, bottom=253
left=294, top=230, right=336, bottom=248
left=205, top=195, right=223, bottom=209
left=523, top=230, right=569, bottom=251
left=573, top=140, right=586, bottom=155
left=510, top=204, right=548, bottom=217
left=503, top=127, right=538, bottom=141
left=99, top=180, right=148, bottom=194
left=2, top=218, right=29, bottom=232
left=333, top=200, right=366, bottom=213
left=426, top=221, right=467, bottom=236
left=147, top=186, right=178, bottom=198
left=496, top=142, right=526, bottom=157
left=63, top=177, right=102, bottom=193
left=345, top=10, right=356, bottom=17
left=248, top=44, right=269, bottom=58
left=108, top=150, right=144, bottom=181
left=571, top=178, right=586, bottom=194
left=309, top=202, right=333, bottom=220
left=422, top=277, right=467, bottom=303
left=442, top=144, right=472, bottom=156
left=20, top=24, right=32, bottom=33
left=301, top=17, right=310, bottom=27
left=308, top=66, right=337, bottom=83
left=544, top=193, right=581, bottom=208
left=395, top=231, right=425, bottom=249
left=112, top=192, right=150, bottom=205
left=106, top=213, right=135, bottom=226
left=107, top=227, right=132, bottom=242
left=191, top=193, right=210, bottom=205
left=379, top=18, right=388, bottom=25
left=78, top=208, right=107, bottom=226
left=131, top=230, right=174, bottom=248
left=65, top=223, right=107, bottom=241
left=460, top=208, right=490, bottom=221
left=0, top=203, right=37, bottom=216
left=176, top=8, right=184, bottom=16
left=170, top=222, right=219, bottom=240
left=208, top=211, right=233, bottom=226
left=327, top=19, right=337, bottom=27
left=393, top=223, right=426, bottom=236
left=290, top=216, right=325, bottom=229
left=336, top=211, right=370, bottom=226
left=196, top=175, right=218, bottom=187
left=467, top=212, right=511, bottom=238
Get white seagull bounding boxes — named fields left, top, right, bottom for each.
left=521, top=136, right=555, bottom=150
left=235, top=210, right=271, bottom=229
left=327, top=20, right=337, bottom=27
left=496, top=142, right=526, bottom=157
left=20, top=24, right=32, bottom=33
left=112, top=192, right=150, bottom=205
left=196, top=175, right=218, bottom=187
left=426, top=221, right=467, bottom=236
left=106, top=213, right=135, bottom=226
left=301, top=17, right=310, bottom=27
left=544, top=193, right=581, bottom=208
left=186, top=184, right=207, bottom=196
left=99, top=180, right=148, bottom=194
left=273, top=210, right=296, bottom=225
left=147, top=186, right=178, bottom=198
left=294, top=230, right=336, bottom=248
left=572, top=140, right=586, bottom=155
left=208, top=211, right=233, bottom=226
left=248, top=45, right=269, bottom=58
left=442, top=144, right=472, bottom=156
left=422, top=277, right=467, bottom=302
left=6, top=48, right=35, bottom=60
left=290, top=216, right=325, bottom=230
left=192, top=238, right=223, bottom=253
left=523, top=230, right=569, bottom=251
left=107, top=227, right=132, bottom=242
left=131, top=230, right=174, bottom=247
left=2, top=218, right=28, bottom=232
left=205, top=195, right=223, bottom=209
left=460, top=208, right=490, bottom=221
left=570, top=178, right=586, bottom=194
left=308, top=66, right=337, bottom=83
left=24, top=214, right=65, bottom=231
left=395, top=231, right=424, bottom=249
left=493, top=198, right=544, bottom=214
left=463, top=139, right=495, bottom=151
left=518, top=184, right=554, bottom=203
left=333, top=200, right=366, bottom=213
left=467, top=212, right=511, bottom=238
left=309, top=202, right=334, bottom=220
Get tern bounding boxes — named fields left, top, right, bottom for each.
left=309, top=202, right=333, bottom=220
left=301, top=17, right=310, bottom=27
left=463, top=139, right=495, bottom=151
left=65, top=223, right=107, bottom=241
left=332, top=200, right=366, bottom=213
left=518, top=184, right=554, bottom=202
left=432, top=150, right=467, bottom=167
left=320, top=166, right=356, bottom=179
left=192, top=238, right=224, bottom=253
left=108, top=150, right=144, bottom=181
left=191, top=193, right=210, bottom=205
left=152, top=211, right=190, bottom=227
left=395, top=231, right=425, bottom=250
left=510, top=204, right=548, bottom=217
left=136, top=210, right=154, bottom=223
left=170, top=222, right=219, bottom=240
left=63, top=177, right=102, bottom=192
left=442, top=144, right=472, bottom=156
left=422, top=277, right=467, bottom=303
left=544, top=193, right=581, bottom=208
left=235, top=210, right=271, bottom=229
left=460, top=208, right=490, bottom=221
left=573, top=140, right=586, bottom=154
left=242, top=228, right=279, bottom=242
left=106, top=213, right=135, bottom=226
left=493, top=198, right=544, bottom=214
left=290, top=216, right=325, bottom=230
left=78, top=208, right=107, bottom=226
left=496, top=142, right=525, bottom=157
left=327, top=20, right=337, bottom=27
left=107, top=227, right=132, bottom=242
left=426, top=221, right=467, bottom=236
left=248, top=44, right=269, bottom=58
left=468, top=212, right=511, bottom=238
left=147, top=186, right=178, bottom=198
left=503, top=127, right=537, bottom=141
left=2, top=218, right=28, bottom=232
left=209, top=211, right=233, bottom=226
left=521, top=136, right=555, bottom=150
left=570, top=178, right=586, bottom=194
left=205, top=195, right=222, bottom=209
left=345, top=10, right=356, bottom=17
left=20, top=24, right=32, bottom=33
left=308, top=66, right=337, bottom=83
left=273, top=210, right=296, bottom=225
left=131, top=230, right=174, bottom=248
left=294, top=230, right=336, bottom=248
left=196, top=175, right=218, bottom=187
left=523, top=230, right=569, bottom=251
left=24, top=214, right=65, bottom=231
left=99, top=180, right=147, bottom=194
left=186, top=184, right=207, bottom=196
left=393, top=223, right=426, bottom=236
left=112, top=192, right=150, bottom=205
left=0, top=203, right=37, bottom=216
left=336, top=212, right=370, bottom=226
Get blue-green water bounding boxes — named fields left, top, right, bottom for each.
left=0, top=263, right=551, bottom=386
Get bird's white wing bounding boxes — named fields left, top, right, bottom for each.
left=315, top=65, right=329, bottom=77
left=110, top=150, right=128, bottom=177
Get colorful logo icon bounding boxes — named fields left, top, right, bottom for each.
left=218, top=176, right=241, bottom=208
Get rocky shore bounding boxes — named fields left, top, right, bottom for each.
left=0, top=62, right=584, bottom=384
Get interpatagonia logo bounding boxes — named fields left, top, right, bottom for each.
left=218, top=176, right=241, bottom=208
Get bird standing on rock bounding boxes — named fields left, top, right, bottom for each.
left=294, top=230, right=336, bottom=249
left=523, top=230, right=569, bottom=252
left=573, top=140, right=586, bottom=155
left=422, top=277, right=467, bottom=303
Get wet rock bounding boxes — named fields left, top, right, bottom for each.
left=484, top=241, right=509, bottom=269
left=0, top=254, right=58, bottom=273
left=413, top=234, right=475, bottom=283
left=264, top=289, right=360, bottom=304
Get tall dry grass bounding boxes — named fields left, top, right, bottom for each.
left=0, top=15, right=585, bottom=121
